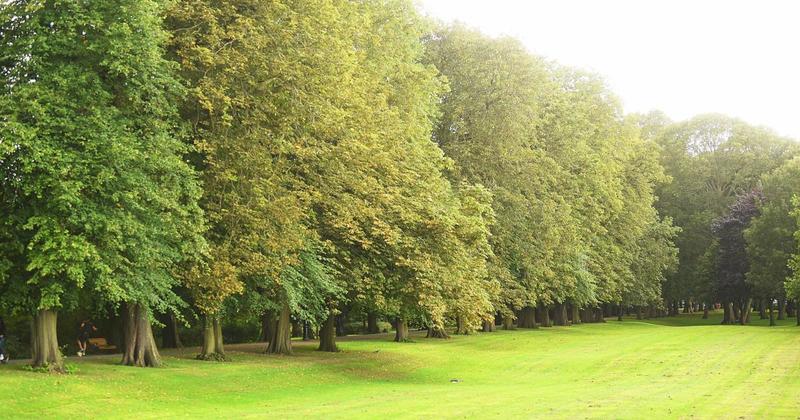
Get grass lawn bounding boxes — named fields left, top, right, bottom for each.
left=2, top=312, right=800, bottom=419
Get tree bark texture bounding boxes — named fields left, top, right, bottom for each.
left=367, top=312, right=379, bottom=334
left=518, top=306, right=537, bottom=329
left=318, top=312, right=338, bottom=352
left=121, top=303, right=162, bottom=367
left=198, top=315, right=226, bottom=361
left=267, top=300, right=293, bottom=355
left=260, top=311, right=276, bottom=343
left=394, top=318, right=410, bottom=342
left=537, top=304, right=551, bottom=327
left=31, top=309, right=63, bottom=372
left=427, top=325, right=450, bottom=339
left=482, top=319, right=495, bottom=332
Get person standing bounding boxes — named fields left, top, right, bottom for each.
left=76, top=319, right=97, bottom=357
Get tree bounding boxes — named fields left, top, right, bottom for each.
left=712, top=190, right=764, bottom=325
left=745, top=157, right=800, bottom=320
left=0, top=0, right=205, bottom=370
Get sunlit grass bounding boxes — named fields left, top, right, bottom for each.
left=2, top=311, right=799, bottom=419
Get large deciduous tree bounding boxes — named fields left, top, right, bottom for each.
left=0, top=0, right=205, bottom=369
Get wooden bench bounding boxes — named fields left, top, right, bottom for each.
left=87, top=337, right=117, bottom=353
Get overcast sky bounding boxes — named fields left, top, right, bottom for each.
left=418, top=0, right=800, bottom=140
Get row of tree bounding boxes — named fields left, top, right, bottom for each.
left=11, top=0, right=788, bottom=373
left=644, top=113, right=800, bottom=324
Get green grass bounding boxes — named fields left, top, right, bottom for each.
left=2, top=312, right=800, bottom=419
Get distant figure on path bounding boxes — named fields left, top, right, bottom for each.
left=76, top=319, right=97, bottom=357
left=0, top=316, right=7, bottom=363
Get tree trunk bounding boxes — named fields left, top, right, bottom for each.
left=702, top=305, right=709, bottom=319
left=759, top=299, right=766, bottom=319
left=502, top=314, right=514, bottom=330
left=367, top=312, right=379, bottom=334
left=769, top=300, right=776, bottom=327
left=198, top=314, right=226, bottom=361
left=318, top=312, right=338, bottom=352
left=31, top=309, right=63, bottom=372
left=260, top=311, right=276, bottom=343
left=740, top=298, right=753, bottom=325
left=266, top=300, right=292, bottom=355
left=554, top=303, right=568, bottom=326
left=572, top=305, right=582, bottom=324
left=617, top=303, right=624, bottom=321
left=732, top=301, right=741, bottom=323
left=722, top=302, right=731, bottom=324
left=778, top=299, right=786, bottom=320
left=581, top=307, right=592, bottom=323
left=427, top=325, right=450, bottom=339
left=518, top=306, right=537, bottom=328
left=161, top=312, right=182, bottom=349
left=455, top=316, right=469, bottom=335
left=482, top=319, right=495, bottom=332
left=537, top=304, right=551, bottom=327
left=394, top=318, right=410, bottom=342
left=121, top=303, right=162, bottom=367
left=595, top=307, right=606, bottom=323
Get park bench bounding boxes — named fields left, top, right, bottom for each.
left=87, top=337, right=117, bottom=354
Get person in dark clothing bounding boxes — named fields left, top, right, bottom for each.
left=0, top=316, right=8, bottom=363
left=76, top=319, right=97, bottom=357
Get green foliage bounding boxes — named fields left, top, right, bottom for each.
left=0, top=1, right=205, bottom=318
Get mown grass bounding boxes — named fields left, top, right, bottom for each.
left=2, top=311, right=799, bottom=419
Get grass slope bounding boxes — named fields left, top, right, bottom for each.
left=2, top=312, right=799, bottom=419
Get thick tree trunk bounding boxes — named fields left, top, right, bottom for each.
left=121, top=303, right=162, bottom=367
left=31, top=309, right=63, bottom=372
left=502, top=314, right=514, bottom=330
left=759, top=299, right=767, bottom=319
left=518, top=306, right=537, bottom=328
left=455, top=316, right=469, bottom=335
left=161, top=312, right=183, bottom=349
left=318, top=312, right=338, bottom=352
left=260, top=311, right=276, bottom=343
left=617, top=303, right=624, bottom=321
left=740, top=298, right=753, bottom=325
left=367, top=312, right=379, bottom=334
left=778, top=299, right=786, bottom=320
left=595, top=307, right=606, bottom=323
left=198, top=315, right=226, bottom=361
left=266, top=300, right=292, bottom=355
left=482, top=319, right=495, bottom=332
left=572, top=305, right=582, bottom=324
left=394, top=318, right=410, bottom=342
left=554, top=303, right=568, bottom=326
left=537, top=304, right=551, bottom=327
left=427, top=325, right=450, bottom=339
left=769, top=300, right=776, bottom=327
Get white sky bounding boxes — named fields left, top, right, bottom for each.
left=418, top=0, right=800, bottom=140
